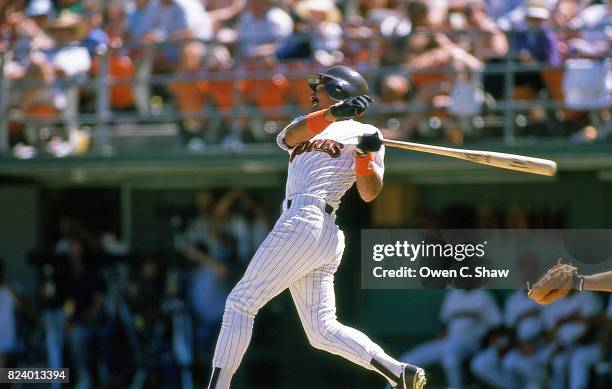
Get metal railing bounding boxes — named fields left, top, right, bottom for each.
left=0, top=28, right=609, bottom=156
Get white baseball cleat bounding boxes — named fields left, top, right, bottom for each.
left=395, top=363, right=426, bottom=389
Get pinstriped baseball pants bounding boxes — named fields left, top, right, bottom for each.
left=212, top=196, right=384, bottom=373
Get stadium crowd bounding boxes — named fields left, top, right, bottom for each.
left=0, top=0, right=610, bottom=156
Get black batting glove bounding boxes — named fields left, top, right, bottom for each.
left=356, top=132, right=382, bottom=156
left=330, top=95, right=373, bottom=120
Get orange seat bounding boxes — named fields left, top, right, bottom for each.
left=170, top=77, right=206, bottom=120
left=411, top=72, right=447, bottom=88
left=204, top=68, right=246, bottom=112
left=25, top=104, right=58, bottom=120
left=243, top=64, right=290, bottom=119
left=512, top=85, right=539, bottom=101
left=92, top=54, right=135, bottom=109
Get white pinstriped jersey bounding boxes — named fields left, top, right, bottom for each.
left=276, top=117, right=385, bottom=210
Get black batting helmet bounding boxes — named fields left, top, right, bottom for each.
left=308, top=65, right=369, bottom=101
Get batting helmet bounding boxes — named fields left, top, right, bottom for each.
left=308, top=66, right=369, bottom=101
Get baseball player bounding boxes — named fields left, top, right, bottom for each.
left=207, top=66, right=426, bottom=389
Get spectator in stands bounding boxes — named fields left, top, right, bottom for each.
left=5, top=0, right=55, bottom=100
left=138, top=0, right=207, bottom=72
left=486, top=0, right=524, bottom=19
left=399, top=286, right=501, bottom=389
left=509, top=1, right=562, bottom=65
left=63, top=238, right=109, bottom=389
left=293, top=0, right=344, bottom=66
left=154, top=0, right=244, bottom=143
left=454, top=0, right=509, bottom=101
left=236, top=0, right=294, bottom=61
left=567, top=0, right=611, bottom=59
left=505, top=0, right=562, bottom=99
left=43, top=10, right=91, bottom=156
left=125, top=0, right=153, bottom=46
left=3, top=3, right=60, bottom=155
left=80, top=1, right=109, bottom=59
left=455, top=0, right=509, bottom=60
left=382, top=0, right=483, bottom=140
left=497, top=0, right=559, bottom=31
left=551, top=0, right=582, bottom=46
left=0, top=257, right=18, bottom=368
left=103, top=0, right=129, bottom=47
left=20, top=0, right=55, bottom=56
left=377, top=0, right=411, bottom=110
left=177, top=190, right=230, bottom=352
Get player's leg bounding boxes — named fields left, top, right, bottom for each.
left=289, top=232, right=424, bottom=388
left=208, top=214, right=336, bottom=388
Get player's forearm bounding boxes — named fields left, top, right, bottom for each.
left=284, top=109, right=335, bottom=148
left=583, top=271, right=612, bottom=292
left=356, top=164, right=383, bottom=202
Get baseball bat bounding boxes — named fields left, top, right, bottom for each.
left=382, top=139, right=557, bottom=176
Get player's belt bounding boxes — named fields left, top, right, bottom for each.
left=286, top=198, right=334, bottom=215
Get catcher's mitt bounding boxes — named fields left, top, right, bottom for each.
left=527, top=259, right=578, bottom=305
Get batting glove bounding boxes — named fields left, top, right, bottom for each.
left=330, top=95, right=373, bottom=120
left=356, top=132, right=382, bottom=156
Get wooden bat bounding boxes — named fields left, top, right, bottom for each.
left=382, top=139, right=557, bottom=176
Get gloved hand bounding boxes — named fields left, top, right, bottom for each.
left=356, top=132, right=382, bottom=156
left=330, top=95, right=373, bottom=120
left=527, top=259, right=580, bottom=305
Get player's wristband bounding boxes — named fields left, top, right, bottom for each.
left=572, top=271, right=585, bottom=291
left=355, top=154, right=374, bottom=176
left=306, top=110, right=333, bottom=135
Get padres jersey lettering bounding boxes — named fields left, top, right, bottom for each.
left=289, top=139, right=344, bottom=162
